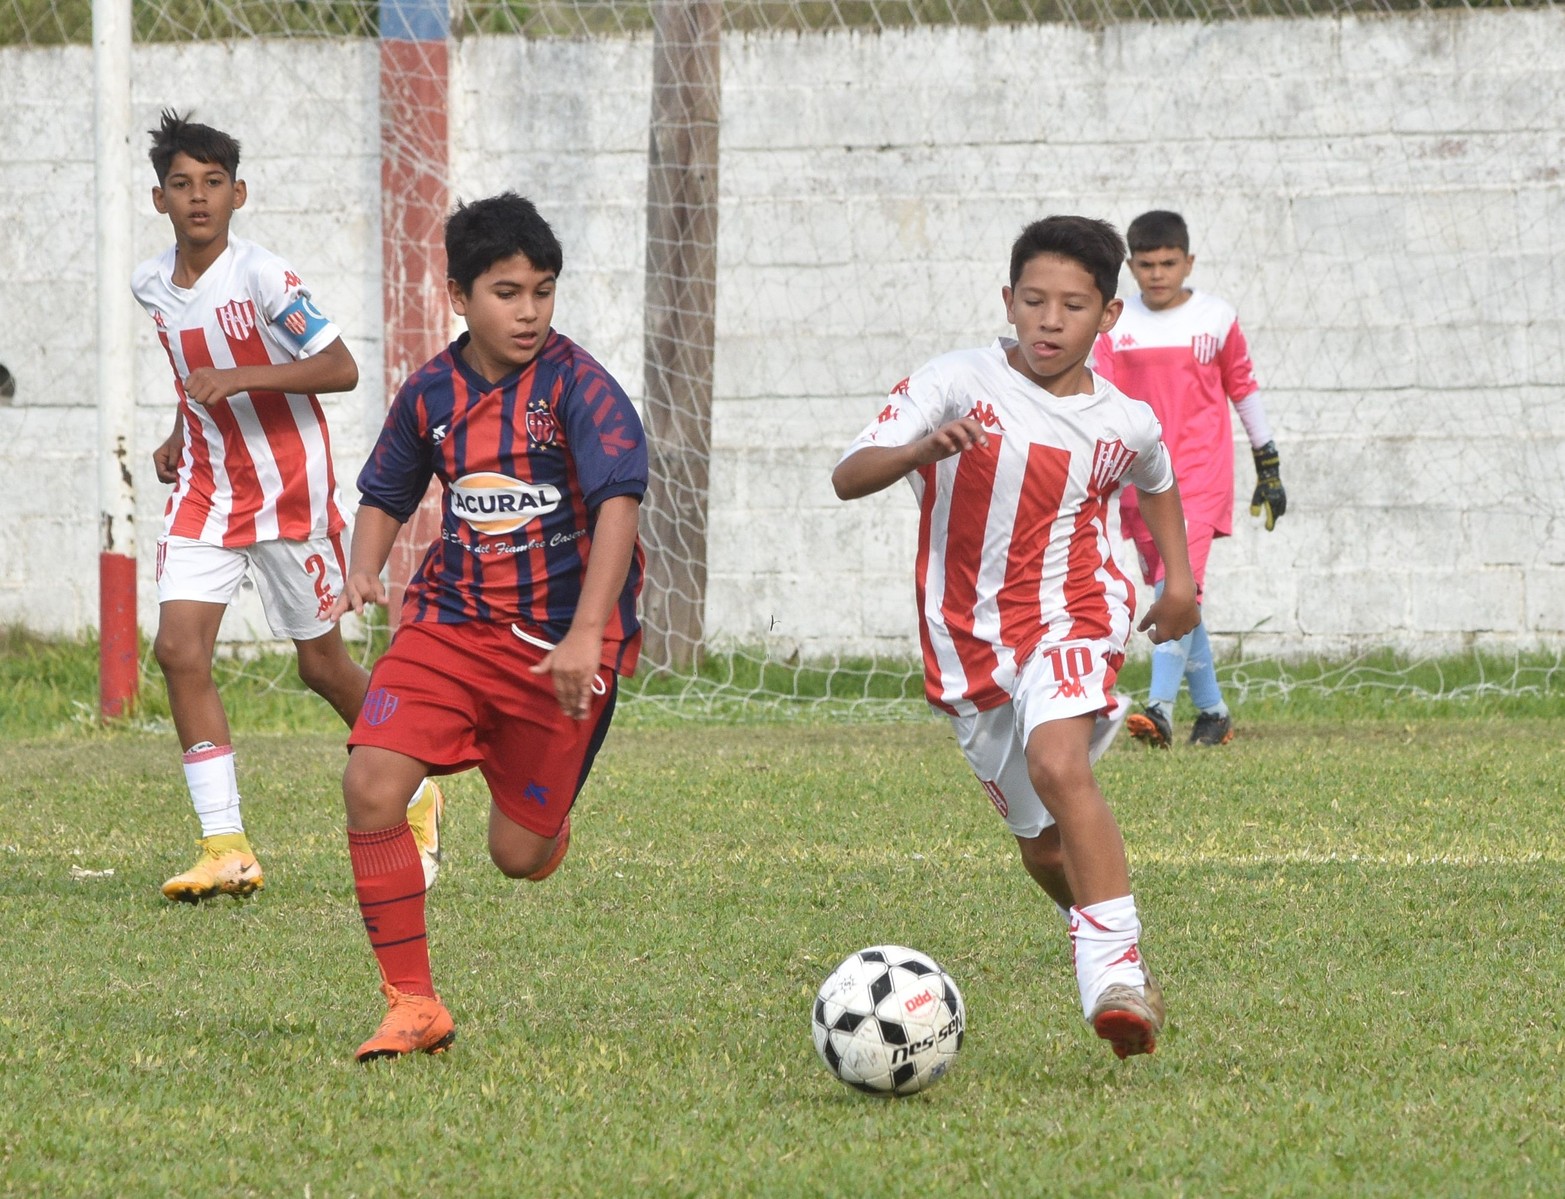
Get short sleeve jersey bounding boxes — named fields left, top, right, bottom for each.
left=132, top=235, right=347, bottom=547
left=841, top=339, right=1174, bottom=716
left=1091, top=289, right=1259, bottom=534
left=358, top=330, right=649, bottom=677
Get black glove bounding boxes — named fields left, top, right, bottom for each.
left=1249, top=441, right=1286, bottom=531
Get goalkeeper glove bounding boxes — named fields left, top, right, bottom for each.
left=1249, top=441, right=1286, bottom=531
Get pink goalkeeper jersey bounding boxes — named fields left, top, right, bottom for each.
left=1091, top=289, right=1259, bottom=534
left=133, top=236, right=347, bottom=548
left=842, top=339, right=1174, bottom=716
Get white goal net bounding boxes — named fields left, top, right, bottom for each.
left=2, top=0, right=1560, bottom=719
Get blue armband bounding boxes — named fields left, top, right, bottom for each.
left=272, top=294, right=332, bottom=352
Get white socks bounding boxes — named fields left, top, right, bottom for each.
left=1068, top=894, right=1147, bottom=1017
left=183, top=742, right=243, bottom=837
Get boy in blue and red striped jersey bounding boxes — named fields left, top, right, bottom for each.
left=329, top=192, right=647, bottom=1061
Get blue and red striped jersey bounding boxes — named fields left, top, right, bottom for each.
left=358, top=330, right=648, bottom=675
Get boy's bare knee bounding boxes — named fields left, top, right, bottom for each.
left=490, top=841, right=550, bottom=880
left=153, top=630, right=205, bottom=679
left=295, top=637, right=353, bottom=693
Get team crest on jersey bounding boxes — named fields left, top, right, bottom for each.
left=525, top=396, right=558, bottom=448
left=1089, top=438, right=1138, bottom=495
left=1192, top=333, right=1219, bottom=364
left=216, top=299, right=257, bottom=341
left=451, top=471, right=562, bottom=534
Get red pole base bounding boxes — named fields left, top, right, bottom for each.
left=99, top=551, right=139, bottom=719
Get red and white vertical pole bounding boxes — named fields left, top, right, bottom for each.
left=379, top=0, right=450, bottom=620
left=94, top=0, right=138, bottom=718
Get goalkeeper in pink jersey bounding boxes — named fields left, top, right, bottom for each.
left=1092, top=210, right=1287, bottom=749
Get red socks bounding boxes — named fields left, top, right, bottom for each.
left=347, top=823, right=434, bottom=998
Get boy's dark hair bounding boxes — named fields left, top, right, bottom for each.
left=1126, top=210, right=1190, bottom=255
left=446, top=192, right=564, bottom=293
left=1009, top=216, right=1126, bottom=304
left=148, top=109, right=240, bottom=186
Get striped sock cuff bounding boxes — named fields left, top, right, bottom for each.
left=348, top=822, right=420, bottom=878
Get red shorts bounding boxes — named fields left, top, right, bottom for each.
left=347, top=621, right=618, bottom=838
left=1122, top=508, right=1217, bottom=595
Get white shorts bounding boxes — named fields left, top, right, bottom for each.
left=155, top=533, right=346, bottom=642
left=950, top=638, right=1123, bottom=839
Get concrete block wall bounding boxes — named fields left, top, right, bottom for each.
left=0, top=9, right=1560, bottom=662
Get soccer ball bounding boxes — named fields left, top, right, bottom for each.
left=811, top=945, right=965, bottom=1096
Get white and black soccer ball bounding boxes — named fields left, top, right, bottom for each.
left=811, top=945, right=965, bottom=1096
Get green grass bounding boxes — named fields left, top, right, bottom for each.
left=2, top=674, right=1563, bottom=1194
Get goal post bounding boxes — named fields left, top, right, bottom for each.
left=93, top=0, right=136, bottom=718
left=639, top=0, right=722, bottom=673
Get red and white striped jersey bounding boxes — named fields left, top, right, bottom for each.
left=133, top=236, right=347, bottom=547
left=842, top=339, right=1174, bottom=717
left=1091, top=289, right=1259, bottom=534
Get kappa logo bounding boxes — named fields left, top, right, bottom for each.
left=1192, top=333, right=1219, bottom=364
left=362, top=687, right=399, bottom=726
left=981, top=779, right=1008, bottom=817
left=966, top=401, right=1004, bottom=431
left=1115, top=333, right=1137, bottom=349
left=876, top=403, right=898, bottom=424
left=1089, top=437, right=1139, bottom=495
left=216, top=299, right=257, bottom=342
left=430, top=423, right=448, bottom=445
left=153, top=310, right=166, bottom=330
left=283, top=270, right=302, bottom=290
left=522, top=781, right=550, bottom=807
left=451, top=472, right=561, bottom=534
left=1052, top=678, right=1088, bottom=701
left=890, top=377, right=910, bottom=397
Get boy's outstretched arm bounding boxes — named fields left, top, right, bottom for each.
left=1134, top=481, right=1201, bottom=644
left=832, top=418, right=989, bottom=500
left=531, top=495, right=640, bottom=720
left=327, top=504, right=404, bottom=621
left=183, top=337, right=359, bottom=407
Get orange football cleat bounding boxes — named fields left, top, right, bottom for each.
left=355, top=983, right=456, bottom=1062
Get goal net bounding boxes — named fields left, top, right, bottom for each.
left=3, top=0, right=1560, bottom=720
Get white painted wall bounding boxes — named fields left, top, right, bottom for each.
left=1, top=10, right=1560, bottom=660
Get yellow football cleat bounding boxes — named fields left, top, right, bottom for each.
left=356, top=983, right=456, bottom=1062
left=407, top=780, right=445, bottom=889
left=160, top=833, right=264, bottom=903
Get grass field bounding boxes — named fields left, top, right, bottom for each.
left=2, top=639, right=1563, bottom=1196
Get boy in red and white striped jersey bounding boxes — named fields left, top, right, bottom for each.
left=133, top=110, right=441, bottom=903
left=833, top=216, right=1199, bottom=1059
left=1092, top=210, right=1287, bottom=749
